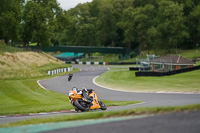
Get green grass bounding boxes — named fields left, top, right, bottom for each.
left=195, top=61, right=200, bottom=66
left=29, top=43, right=37, bottom=46
left=0, top=72, right=139, bottom=115
left=0, top=71, right=75, bottom=115
left=1, top=104, right=200, bottom=127
left=0, top=80, right=69, bottom=115
left=0, top=42, right=22, bottom=53
left=0, top=47, right=78, bottom=115
left=101, top=100, right=140, bottom=106
left=0, top=46, right=139, bottom=116
left=95, top=67, right=200, bottom=92
left=178, top=49, right=200, bottom=60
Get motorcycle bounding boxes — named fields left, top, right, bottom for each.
left=68, top=73, right=73, bottom=81
left=69, top=88, right=107, bottom=112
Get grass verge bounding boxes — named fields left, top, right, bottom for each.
left=95, top=67, right=200, bottom=92
left=0, top=50, right=140, bottom=116
left=0, top=67, right=139, bottom=115
left=1, top=104, right=200, bottom=127
left=0, top=69, right=79, bottom=115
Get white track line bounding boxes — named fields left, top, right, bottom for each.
left=37, top=80, right=47, bottom=90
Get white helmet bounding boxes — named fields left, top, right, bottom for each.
left=72, top=87, right=77, bottom=91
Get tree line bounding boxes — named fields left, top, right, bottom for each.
left=0, top=0, right=200, bottom=53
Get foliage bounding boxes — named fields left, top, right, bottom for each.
left=1, top=0, right=200, bottom=54
left=60, top=0, right=200, bottom=53
left=21, top=0, right=63, bottom=47
left=0, top=0, right=23, bottom=44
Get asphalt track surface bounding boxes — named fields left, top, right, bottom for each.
left=40, top=110, right=200, bottom=133
left=1, top=65, right=200, bottom=133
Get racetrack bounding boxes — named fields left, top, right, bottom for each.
left=1, top=65, right=200, bottom=122
left=0, top=65, right=200, bottom=133
left=39, top=65, right=200, bottom=110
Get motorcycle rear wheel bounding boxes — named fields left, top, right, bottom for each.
left=74, top=99, right=89, bottom=112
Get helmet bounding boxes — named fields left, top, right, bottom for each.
left=72, top=87, right=77, bottom=91
left=82, top=87, right=87, bottom=92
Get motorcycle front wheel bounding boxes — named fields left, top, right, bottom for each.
left=74, top=99, right=89, bottom=112
left=98, top=100, right=107, bottom=110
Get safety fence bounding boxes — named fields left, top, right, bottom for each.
left=134, top=65, right=200, bottom=77
left=66, top=61, right=136, bottom=65
left=129, top=67, right=140, bottom=71
left=47, top=67, right=73, bottom=75
left=66, top=61, right=106, bottom=65
left=106, top=62, right=136, bottom=65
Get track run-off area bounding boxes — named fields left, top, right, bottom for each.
left=1, top=65, right=200, bottom=133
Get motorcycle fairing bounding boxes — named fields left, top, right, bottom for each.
left=89, top=91, right=101, bottom=110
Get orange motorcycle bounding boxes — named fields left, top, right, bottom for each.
left=69, top=87, right=107, bottom=112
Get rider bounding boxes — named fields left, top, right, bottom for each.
left=72, top=87, right=93, bottom=102
left=68, top=73, right=73, bottom=78
left=82, top=87, right=93, bottom=100
left=68, top=73, right=73, bottom=81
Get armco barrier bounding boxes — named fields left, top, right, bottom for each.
left=66, top=61, right=136, bottom=65
left=66, top=61, right=106, bottom=65
left=47, top=67, right=73, bottom=75
left=108, top=62, right=136, bottom=65
left=135, top=65, right=200, bottom=77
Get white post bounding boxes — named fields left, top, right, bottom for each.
left=48, top=71, right=51, bottom=75
left=94, top=62, right=99, bottom=65
left=86, top=62, right=91, bottom=65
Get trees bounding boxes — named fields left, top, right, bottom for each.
left=21, top=0, right=62, bottom=47
left=188, top=5, right=200, bottom=47
left=157, top=0, right=189, bottom=53
left=0, top=0, right=24, bottom=44
left=60, top=3, right=97, bottom=46
left=119, top=4, right=156, bottom=51
left=96, top=2, right=117, bottom=47
left=0, top=0, right=200, bottom=53
left=118, top=7, right=137, bottom=49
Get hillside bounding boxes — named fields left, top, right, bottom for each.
left=0, top=51, right=66, bottom=79
left=0, top=43, right=74, bottom=115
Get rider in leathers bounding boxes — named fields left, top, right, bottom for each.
left=72, top=87, right=93, bottom=102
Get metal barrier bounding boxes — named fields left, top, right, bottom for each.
left=134, top=65, right=200, bottom=77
